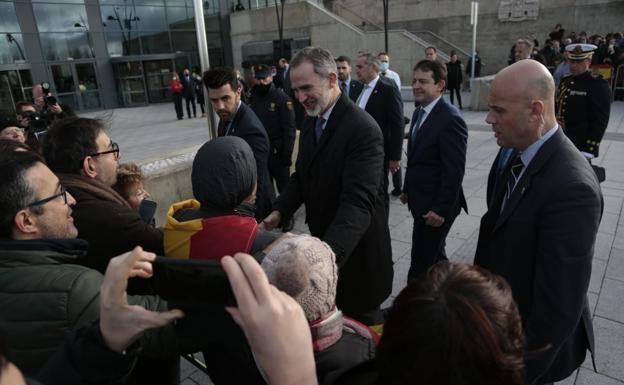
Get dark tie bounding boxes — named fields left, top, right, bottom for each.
left=315, top=117, right=326, bottom=143
left=501, top=155, right=524, bottom=211
left=218, top=119, right=228, bottom=136
left=340, top=81, right=347, bottom=94
left=410, top=107, right=425, bottom=143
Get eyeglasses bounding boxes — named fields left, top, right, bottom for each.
left=27, top=185, right=68, bottom=207
left=89, top=141, right=120, bottom=159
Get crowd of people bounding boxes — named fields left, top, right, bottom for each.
left=0, top=40, right=610, bottom=385
left=509, top=25, right=624, bottom=100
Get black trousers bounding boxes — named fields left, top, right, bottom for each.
left=407, top=211, right=458, bottom=282
left=448, top=86, right=462, bottom=108
left=184, top=96, right=196, bottom=117
left=392, top=167, right=402, bottom=192
left=172, top=93, right=183, bottom=119
left=268, top=153, right=291, bottom=194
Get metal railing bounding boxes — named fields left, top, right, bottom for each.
left=331, top=1, right=383, bottom=32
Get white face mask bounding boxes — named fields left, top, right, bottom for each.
left=379, top=62, right=389, bottom=72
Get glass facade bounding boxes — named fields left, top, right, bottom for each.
left=0, top=0, right=227, bottom=112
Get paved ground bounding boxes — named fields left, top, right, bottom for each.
left=87, top=92, right=624, bottom=385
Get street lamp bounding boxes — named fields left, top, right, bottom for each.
left=5, top=33, right=26, bottom=61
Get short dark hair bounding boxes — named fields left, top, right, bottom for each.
left=377, top=263, right=525, bottom=385
left=15, top=101, right=34, bottom=114
left=335, top=55, right=351, bottom=65
left=378, top=51, right=389, bottom=57
left=425, top=46, right=437, bottom=53
left=203, top=67, right=239, bottom=92
left=43, top=116, right=103, bottom=175
left=0, top=148, right=45, bottom=237
left=413, top=59, right=447, bottom=84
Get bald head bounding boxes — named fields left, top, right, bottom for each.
left=497, top=59, right=555, bottom=106
left=486, top=60, right=557, bottom=150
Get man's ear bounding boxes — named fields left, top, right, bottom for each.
left=328, top=72, right=338, bottom=88
left=529, top=99, right=545, bottom=123
left=82, top=156, right=97, bottom=179
left=13, top=209, right=39, bottom=237
left=438, top=79, right=446, bottom=93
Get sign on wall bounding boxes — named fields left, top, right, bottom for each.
left=498, top=0, right=539, bottom=22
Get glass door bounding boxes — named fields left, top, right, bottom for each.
left=114, top=61, right=147, bottom=107
left=0, top=69, right=33, bottom=113
left=75, top=63, right=101, bottom=110
left=143, top=59, right=173, bottom=103
left=51, top=64, right=78, bottom=111
left=50, top=62, right=102, bottom=111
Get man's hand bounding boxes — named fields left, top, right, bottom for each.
left=261, top=210, right=282, bottom=230
left=49, top=103, right=63, bottom=114
left=422, top=210, right=445, bottom=227
left=389, top=160, right=401, bottom=174
left=399, top=192, right=408, bottom=204
left=100, top=247, right=184, bottom=353
left=222, top=253, right=317, bottom=385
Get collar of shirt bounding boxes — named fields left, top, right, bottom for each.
left=366, top=75, right=380, bottom=90
left=318, top=94, right=340, bottom=132
left=519, top=124, right=558, bottom=167
left=224, top=101, right=242, bottom=134
left=417, top=94, right=443, bottom=126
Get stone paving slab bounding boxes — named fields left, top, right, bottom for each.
left=82, top=98, right=624, bottom=385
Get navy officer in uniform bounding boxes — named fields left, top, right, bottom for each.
left=249, top=64, right=296, bottom=231
left=556, top=44, right=611, bottom=160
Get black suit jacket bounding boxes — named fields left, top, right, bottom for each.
left=181, top=74, right=196, bottom=98
left=475, top=128, right=603, bottom=384
left=404, top=97, right=467, bottom=218
left=222, top=102, right=275, bottom=219
left=273, top=92, right=393, bottom=313
left=345, top=78, right=363, bottom=103
left=352, top=77, right=404, bottom=161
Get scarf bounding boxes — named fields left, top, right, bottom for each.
left=310, top=308, right=344, bottom=352
left=57, top=173, right=130, bottom=208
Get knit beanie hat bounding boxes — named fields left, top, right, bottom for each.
left=261, top=234, right=338, bottom=322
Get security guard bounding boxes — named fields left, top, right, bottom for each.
left=556, top=44, right=611, bottom=159
left=248, top=64, right=296, bottom=195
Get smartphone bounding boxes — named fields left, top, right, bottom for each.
left=151, top=257, right=236, bottom=306
left=138, top=198, right=157, bottom=224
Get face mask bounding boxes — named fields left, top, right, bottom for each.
left=380, top=62, right=389, bottom=72
left=254, top=83, right=271, bottom=95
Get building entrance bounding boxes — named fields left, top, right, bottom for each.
left=49, top=61, right=101, bottom=112
left=0, top=68, right=33, bottom=114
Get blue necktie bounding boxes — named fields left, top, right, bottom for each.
left=410, top=107, right=425, bottom=143
left=315, top=117, right=326, bottom=143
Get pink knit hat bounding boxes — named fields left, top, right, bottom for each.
left=261, top=234, right=338, bottom=322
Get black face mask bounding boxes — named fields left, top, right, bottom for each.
left=253, top=83, right=271, bottom=96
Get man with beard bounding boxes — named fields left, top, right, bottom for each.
left=336, top=56, right=363, bottom=101
left=203, top=67, right=275, bottom=221
left=248, top=64, right=296, bottom=197
left=262, top=46, right=393, bottom=326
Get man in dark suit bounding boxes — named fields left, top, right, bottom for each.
left=336, top=55, right=363, bottom=102
left=400, top=59, right=467, bottom=281
left=203, top=67, right=275, bottom=221
left=181, top=68, right=197, bottom=118
left=474, top=59, right=603, bottom=384
left=262, top=47, right=393, bottom=325
left=353, top=53, right=404, bottom=216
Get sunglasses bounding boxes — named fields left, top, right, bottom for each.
left=27, top=185, right=68, bottom=207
